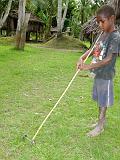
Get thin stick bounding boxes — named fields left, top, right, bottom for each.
left=32, top=69, right=79, bottom=142
left=31, top=32, right=103, bottom=142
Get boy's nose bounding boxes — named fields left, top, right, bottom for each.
left=99, top=22, right=102, bottom=28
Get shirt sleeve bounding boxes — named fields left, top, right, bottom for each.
left=107, top=35, right=120, bottom=55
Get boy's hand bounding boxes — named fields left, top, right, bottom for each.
left=79, top=64, right=91, bottom=70
left=76, top=49, right=91, bottom=70
left=76, top=58, right=84, bottom=70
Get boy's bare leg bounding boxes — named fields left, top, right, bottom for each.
left=87, top=107, right=107, bottom=137
left=90, top=107, right=106, bottom=128
left=90, top=107, right=101, bottom=128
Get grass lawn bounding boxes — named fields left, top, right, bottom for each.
left=43, top=35, right=89, bottom=50
left=0, top=44, right=120, bottom=160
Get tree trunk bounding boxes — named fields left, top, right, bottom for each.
left=57, top=0, right=69, bottom=37
left=57, top=0, right=62, bottom=37
left=16, top=0, right=30, bottom=50
left=61, top=0, right=69, bottom=31
left=0, top=0, right=13, bottom=29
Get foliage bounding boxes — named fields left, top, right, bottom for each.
left=0, top=0, right=12, bottom=15
left=0, top=0, right=110, bottom=38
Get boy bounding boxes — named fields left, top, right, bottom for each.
left=77, top=5, right=120, bottom=137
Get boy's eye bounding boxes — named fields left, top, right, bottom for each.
left=96, top=20, right=105, bottom=25
left=100, top=20, right=105, bottom=23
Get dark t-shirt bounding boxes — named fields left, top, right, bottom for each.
left=93, top=30, right=120, bottom=80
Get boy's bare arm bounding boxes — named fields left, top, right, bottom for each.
left=77, top=49, right=93, bottom=69
left=79, top=54, right=113, bottom=70
left=79, top=49, right=93, bottom=61
left=90, top=54, right=113, bottom=69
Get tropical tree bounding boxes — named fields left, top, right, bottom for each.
left=16, top=0, right=30, bottom=50
left=33, top=0, right=57, bottom=39
left=0, top=0, right=13, bottom=29
left=45, top=0, right=54, bottom=39
left=57, top=0, right=69, bottom=37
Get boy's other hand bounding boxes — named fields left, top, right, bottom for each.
left=79, top=64, right=91, bottom=70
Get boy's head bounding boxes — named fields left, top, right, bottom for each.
left=96, top=5, right=116, bottom=32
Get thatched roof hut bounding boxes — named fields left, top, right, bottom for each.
left=1, top=10, right=45, bottom=41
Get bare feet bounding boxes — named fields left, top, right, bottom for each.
left=87, top=126, right=104, bottom=137
left=87, top=107, right=107, bottom=137
left=89, top=122, right=98, bottom=128
left=89, top=120, right=106, bottom=128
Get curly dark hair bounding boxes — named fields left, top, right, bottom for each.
left=96, top=5, right=115, bottom=18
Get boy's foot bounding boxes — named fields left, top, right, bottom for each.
left=87, top=126, right=104, bottom=137
left=89, top=120, right=106, bottom=128
left=89, top=122, right=98, bottom=128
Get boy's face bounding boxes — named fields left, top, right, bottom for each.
left=96, top=14, right=115, bottom=32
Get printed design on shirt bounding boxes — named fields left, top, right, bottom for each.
left=91, top=41, right=107, bottom=64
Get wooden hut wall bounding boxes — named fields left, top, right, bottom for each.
left=0, top=13, right=45, bottom=41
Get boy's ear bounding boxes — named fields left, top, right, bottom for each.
left=110, top=15, right=116, bottom=22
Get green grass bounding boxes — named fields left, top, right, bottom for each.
left=43, top=35, right=88, bottom=50
left=0, top=44, right=120, bottom=160
left=0, top=36, right=15, bottom=45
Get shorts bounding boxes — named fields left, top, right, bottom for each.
left=92, top=78, right=114, bottom=107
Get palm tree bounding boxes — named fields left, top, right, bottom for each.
left=45, top=0, right=54, bottom=39
left=57, top=0, right=69, bottom=37
left=33, top=0, right=56, bottom=40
